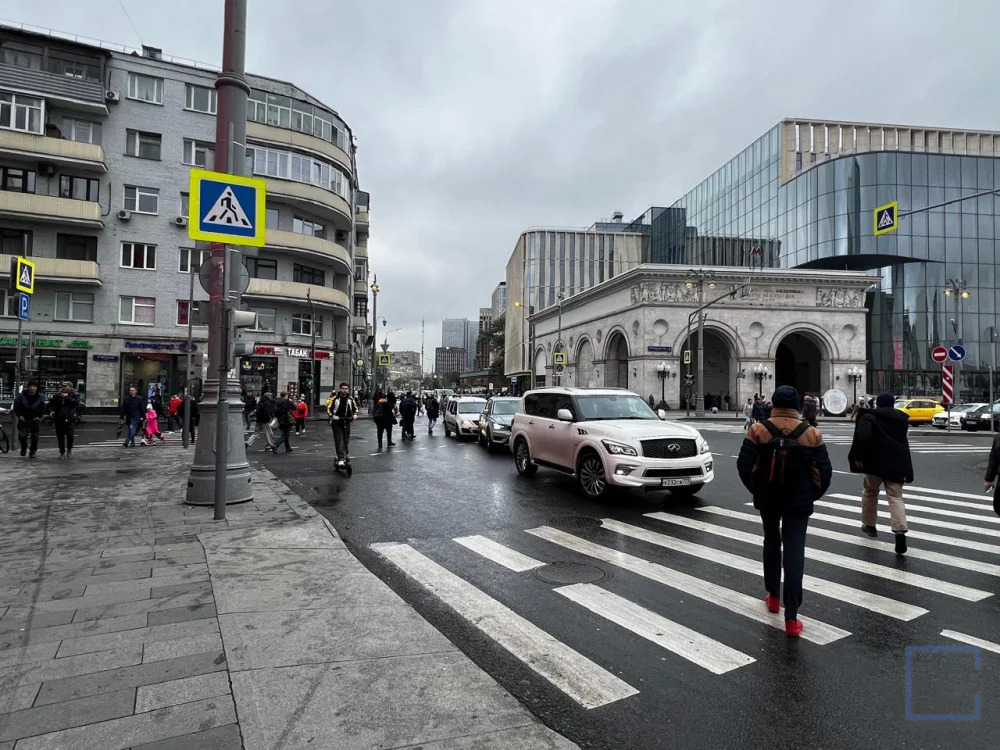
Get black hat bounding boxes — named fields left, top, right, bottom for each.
left=771, top=385, right=800, bottom=409
left=876, top=392, right=895, bottom=408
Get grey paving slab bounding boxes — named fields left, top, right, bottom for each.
left=232, top=653, right=540, bottom=750
left=0, top=647, right=142, bottom=696
left=147, top=555, right=207, bottom=569
left=391, top=725, right=580, bottom=749
left=56, top=618, right=219, bottom=657
left=0, top=683, right=41, bottom=714
left=212, top=568, right=399, bottom=614
left=199, top=519, right=344, bottom=551
left=151, top=564, right=207, bottom=578
left=0, top=687, right=134, bottom=743
left=130, top=723, right=242, bottom=750
left=142, top=633, right=223, bottom=663
left=153, top=543, right=205, bottom=560
left=146, top=604, right=217, bottom=627
left=205, top=547, right=352, bottom=577
left=71, top=590, right=214, bottom=623
left=75, top=567, right=152, bottom=583
left=135, top=672, right=231, bottom=713
left=13, top=695, right=237, bottom=750
left=82, top=574, right=209, bottom=598
left=219, top=606, right=456, bottom=671
left=34, top=650, right=226, bottom=705
left=0, top=614, right=148, bottom=650
left=149, top=582, right=212, bottom=600
left=0, top=611, right=75, bottom=635
left=100, top=546, right=155, bottom=559
left=0, top=642, right=59, bottom=669
left=10, top=588, right=158, bottom=615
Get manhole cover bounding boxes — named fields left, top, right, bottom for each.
left=547, top=516, right=603, bottom=531
left=534, top=562, right=609, bottom=585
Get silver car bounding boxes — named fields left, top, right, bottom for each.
left=478, top=397, right=521, bottom=452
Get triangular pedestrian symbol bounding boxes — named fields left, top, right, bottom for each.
left=877, top=209, right=894, bottom=229
left=19, top=266, right=31, bottom=285
left=203, top=186, right=252, bottom=228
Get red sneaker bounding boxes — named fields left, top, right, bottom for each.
left=764, top=594, right=781, bottom=613
left=785, top=619, right=803, bottom=637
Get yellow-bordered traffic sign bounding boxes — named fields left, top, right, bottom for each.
left=15, top=256, right=34, bottom=294
left=873, top=201, right=898, bottom=236
left=553, top=352, right=567, bottom=366
left=377, top=353, right=392, bottom=367
left=188, top=168, right=266, bottom=246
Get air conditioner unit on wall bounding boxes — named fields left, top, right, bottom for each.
left=173, top=216, right=188, bottom=227
left=117, top=209, right=131, bottom=221
left=106, top=90, right=120, bottom=103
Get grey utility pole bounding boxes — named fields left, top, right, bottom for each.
left=186, top=0, right=253, bottom=514
left=182, top=263, right=194, bottom=449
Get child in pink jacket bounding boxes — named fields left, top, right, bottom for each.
left=143, top=403, right=166, bottom=445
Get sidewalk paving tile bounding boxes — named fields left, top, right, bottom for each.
left=134, top=672, right=231, bottom=713
left=142, top=633, right=223, bottom=663
left=130, top=723, right=243, bottom=750
left=211, top=567, right=399, bottom=614
left=0, top=614, right=148, bottom=650
left=70, top=590, right=213, bottom=623
left=200, top=521, right=343, bottom=551
left=0, top=688, right=134, bottom=743
left=147, top=604, right=217, bottom=627
left=0, top=642, right=59, bottom=669
left=56, top=618, right=219, bottom=658
left=0, top=646, right=142, bottom=696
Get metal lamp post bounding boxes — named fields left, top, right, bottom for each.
left=944, top=278, right=970, bottom=406
left=685, top=269, right=717, bottom=417
left=753, top=363, right=769, bottom=396
left=846, top=366, right=863, bottom=408
left=656, top=361, right=668, bottom=407
left=369, top=280, right=379, bottom=397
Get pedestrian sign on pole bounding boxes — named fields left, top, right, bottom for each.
left=17, top=292, right=29, bottom=321
left=188, top=168, right=266, bottom=247
left=14, top=257, right=34, bottom=294
left=553, top=352, right=566, bottom=366
left=873, top=201, right=898, bottom=236
left=683, top=350, right=691, bottom=365
left=377, top=353, right=391, bottom=367
left=942, top=364, right=954, bottom=405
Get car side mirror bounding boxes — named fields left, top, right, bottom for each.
left=556, top=408, right=574, bottom=422
left=657, top=409, right=667, bottom=420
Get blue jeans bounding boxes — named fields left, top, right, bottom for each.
left=427, top=418, right=437, bottom=432
left=760, top=513, right=809, bottom=621
left=124, top=416, right=142, bottom=446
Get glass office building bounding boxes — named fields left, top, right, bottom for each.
left=631, top=119, right=1000, bottom=399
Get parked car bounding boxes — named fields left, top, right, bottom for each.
left=960, top=404, right=1000, bottom=431
left=509, top=386, right=713, bottom=500
left=932, top=403, right=985, bottom=429
left=893, top=398, right=944, bottom=424
left=443, top=396, right=487, bottom=438
left=478, top=396, right=521, bottom=452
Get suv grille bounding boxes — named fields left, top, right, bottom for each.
left=641, top=438, right=697, bottom=459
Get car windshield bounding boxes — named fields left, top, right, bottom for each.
left=576, top=394, right=659, bottom=421
left=492, top=400, right=519, bottom=415
left=458, top=401, right=485, bottom=414
left=893, top=401, right=908, bottom=409
left=953, top=404, right=981, bottom=413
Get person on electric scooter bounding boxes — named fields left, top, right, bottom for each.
left=328, top=381, right=358, bottom=468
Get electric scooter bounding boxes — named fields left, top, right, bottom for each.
left=335, top=456, right=352, bottom=477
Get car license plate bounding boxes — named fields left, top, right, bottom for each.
left=661, top=478, right=691, bottom=487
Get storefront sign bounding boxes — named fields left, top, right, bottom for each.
left=92, top=354, right=119, bottom=362
left=124, top=341, right=198, bottom=352
left=285, top=348, right=330, bottom=359
left=253, top=346, right=277, bottom=355
left=0, top=337, right=93, bottom=349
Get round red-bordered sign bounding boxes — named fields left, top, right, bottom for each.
left=931, top=345, right=948, bottom=363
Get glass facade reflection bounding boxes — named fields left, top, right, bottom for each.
left=645, top=120, right=1000, bottom=400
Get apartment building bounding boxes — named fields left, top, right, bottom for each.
left=0, top=24, right=369, bottom=408
left=475, top=307, right=491, bottom=371
left=434, top=346, right=465, bottom=379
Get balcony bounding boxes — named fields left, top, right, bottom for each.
left=247, top=122, right=352, bottom=175
left=355, top=240, right=367, bottom=259
left=0, top=130, right=106, bottom=172
left=0, top=192, right=103, bottom=228
left=244, top=278, right=350, bottom=313
left=352, top=315, right=367, bottom=333
left=355, top=208, right=369, bottom=236
left=264, top=178, right=352, bottom=231
left=354, top=277, right=368, bottom=295
left=0, top=254, right=101, bottom=286
left=265, top=229, right=351, bottom=275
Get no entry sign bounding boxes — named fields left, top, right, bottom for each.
left=931, top=345, right=948, bottom=364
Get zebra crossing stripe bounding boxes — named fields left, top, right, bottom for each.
left=644, top=513, right=990, bottom=602
left=698, top=506, right=1000, bottom=578
left=454, top=535, right=544, bottom=572
left=605, top=518, right=926, bottom=620
left=555, top=584, right=756, bottom=675
left=940, top=629, right=1000, bottom=655
left=815, top=500, right=1000, bottom=540
left=370, top=542, right=638, bottom=709
left=829, top=494, right=1000, bottom=526
left=525, top=526, right=850, bottom=645
left=879, top=491, right=995, bottom=511
left=907, top=485, right=996, bottom=501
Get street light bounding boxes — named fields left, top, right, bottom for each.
left=685, top=269, right=716, bottom=417
left=753, top=364, right=769, bottom=396
left=656, top=361, right=669, bottom=408
left=944, top=278, right=970, bottom=404
left=846, top=366, right=863, bottom=408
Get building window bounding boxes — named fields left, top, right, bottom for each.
left=0, top=228, right=31, bottom=256
left=265, top=207, right=278, bottom=228
left=354, top=262, right=366, bottom=281
left=179, top=192, right=189, bottom=217
left=56, top=234, right=97, bottom=262
left=246, top=257, right=277, bottom=280
left=182, top=139, right=215, bottom=169
left=184, top=84, right=217, bottom=114
left=49, top=54, right=100, bottom=82
left=54, top=292, right=94, bottom=322
left=125, top=130, right=161, bottom=160
left=127, top=73, right=163, bottom=104
left=292, top=216, right=325, bottom=238
left=0, top=288, right=18, bottom=317
left=293, top=263, right=325, bottom=286
left=0, top=166, right=35, bottom=193
left=120, top=296, right=155, bottom=325
left=0, top=91, right=43, bottom=134
left=178, top=246, right=211, bottom=273
left=292, top=312, right=321, bottom=337
left=249, top=307, right=276, bottom=331
left=247, top=90, right=349, bottom=151
left=123, top=185, right=159, bottom=214
left=175, top=300, right=204, bottom=326
left=59, top=175, right=100, bottom=202
left=354, top=298, right=367, bottom=317
left=121, top=242, right=157, bottom=270
left=247, top=145, right=351, bottom=202
left=1, top=43, right=41, bottom=70
left=64, top=118, right=99, bottom=145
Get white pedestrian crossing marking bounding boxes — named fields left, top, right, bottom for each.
left=815, top=500, right=1000, bottom=540
left=203, top=186, right=252, bottom=227
left=644, top=513, right=990, bottom=602
left=906, top=485, right=995, bottom=501
left=879, top=490, right=994, bottom=511
left=940, top=629, right=1000, bottom=655
left=526, top=526, right=850, bottom=645
left=604, top=518, right=926, bottom=620
left=371, top=542, right=638, bottom=709
left=555, top=584, right=756, bottom=675
left=829, top=494, right=1000, bottom=527
left=698, top=506, right=1000, bottom=578
left=454, top=535, right=544, bottom=572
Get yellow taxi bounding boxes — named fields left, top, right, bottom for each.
left=893, top=398, right=945, bottom=424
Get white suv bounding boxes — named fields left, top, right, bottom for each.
left=509, top=387, right=714, bottom=499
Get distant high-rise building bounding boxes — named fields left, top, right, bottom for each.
left=491, top=282, right=507, bottom=320
left=465, top=320, right=479, bottom=371
left=475, top=308, right=493, bottom=370
left=386, top=351, right=421, bottom=389
left=441, top=319, right=467, bottom=349
left=435, top=347, right=466, bottom=380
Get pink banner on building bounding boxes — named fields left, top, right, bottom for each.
left=893, top=340, right=903, bottom=370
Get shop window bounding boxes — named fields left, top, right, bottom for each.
left=124, top=185, right=159, bottom=214
left=0, top=228, right=31, bottom=256
left=54, top=292, right=94, bottom=322
left=0, top=166, right=35, bottom=193
left=119, top=295, right=155, bottom=325
left=56, top=234, right=97, bottom=262
left=59, top=174, right=100, bottom=202
left=293, top=263, right=325, bottom=286
left=121, top=242, right=156, bottom=270
left=179, top=246, right=211, bottom=273
left=247, top=257, right=277, bottom=280
left=249, top=307, right=276, bottom=331
left=175, top=300, right=204, bottom=326
left=292, top=313, right=321, bottom=337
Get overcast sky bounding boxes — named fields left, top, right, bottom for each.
left=8, top=1, right=1000, bottom=358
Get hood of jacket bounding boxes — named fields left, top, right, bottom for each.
left=872, top=406, right=909, bottom=424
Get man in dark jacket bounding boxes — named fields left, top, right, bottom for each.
left=48, top=381, right=80, bottom=458
left=327, top=382, right=358, bottom=464
left=242, top=391, right=257, bottom=431
left=737, top=385, right=832, bottom=638
left=751, top=394, right=768, bottom=423
left=246, top=392, right=275, bottom=450
left=425, top=396, right=440, bottom=434
left=802, top=393, right=818, bottom=426
left=848, top=392, right=913, bottom=554
left=120, top=386, right=145, bottom=448
left=398, top=391, right=418, bottom=440
left=272, top=391, right=294, bottom=454
left=13, top=381, right=46, bottom=458
left=982, top=435, right=1000, bottom=516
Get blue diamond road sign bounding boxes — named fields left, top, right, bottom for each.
left=17, top=292, right=28, bottom=321
left=188, top=168, right=266, bottom=247
left=948, top=344, right=967, bottom=362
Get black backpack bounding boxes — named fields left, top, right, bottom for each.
left=753, top=420, right=811, bottom=498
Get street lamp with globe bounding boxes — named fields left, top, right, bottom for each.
left=655, top=361, right=670, bottom=409
left=753, top=364, right=769, bottom=396
left=846, top=366, right=863, bottom=407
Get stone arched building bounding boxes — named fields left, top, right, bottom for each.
left=527, top=265, right=872, bottom=410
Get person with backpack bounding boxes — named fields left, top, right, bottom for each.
left=848, top=392, right=913, bottom=554
left=802, top=392, right=819, bottom=427
left=398, top=391, right=418, bottom=440
left=751, top=394, right=767, bottom=424
left=246, top=392, right=276, bottom=451
left=327, top=381, right=358, bottom=466
left=272, top=391, right=294, bottom=454
left=425, top=395, right=440, bottom=435
left=982, top=432, right=1000, bottom=516
left=372, top=390, right=396, bottom=450
left=737, top=385, right=832, bottom=638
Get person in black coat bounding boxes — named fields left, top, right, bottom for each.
left=982, top=434, right=1000, bottom=516
left=272, top=391, right=294, bottom=454
left=119, top=386, right=145, bottom=448
left=246, top=392, right=275, bottom=450
left=13, top=381, right=46, bottom=457
left=848, top=392, right=913, bottom=554
left=47, top=381, right=80, bottom=458
left=425, top=396, right=440, bottom=435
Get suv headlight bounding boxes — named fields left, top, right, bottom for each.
left=698, top=438, right=710, bottom=454
left=602, top=440, right=637, bottom=456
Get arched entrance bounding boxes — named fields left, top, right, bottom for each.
left=684, top=329, right=733, bottom=410
left=605, top=332, right=629, bottom=388
left=775, top=332, right=824, bottom=395
left=534, top=349, right=547, bottom=387
left=576, top=339, right=595, bottom=388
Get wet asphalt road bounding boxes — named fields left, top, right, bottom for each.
left=66, top=416, right=1000, bottom=749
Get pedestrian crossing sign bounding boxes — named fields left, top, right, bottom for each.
left=873, top=201, right=898, bottom=236
left=377, top=353, right=392, bottom=367
left=553, top=352, right=566, bottom=366
left=188, top=168, right=266, bottom=247
left=14, top=256, right=34, bottom=294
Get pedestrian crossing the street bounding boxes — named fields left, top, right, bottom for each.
left=372, top=485, right=999, bottom=709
